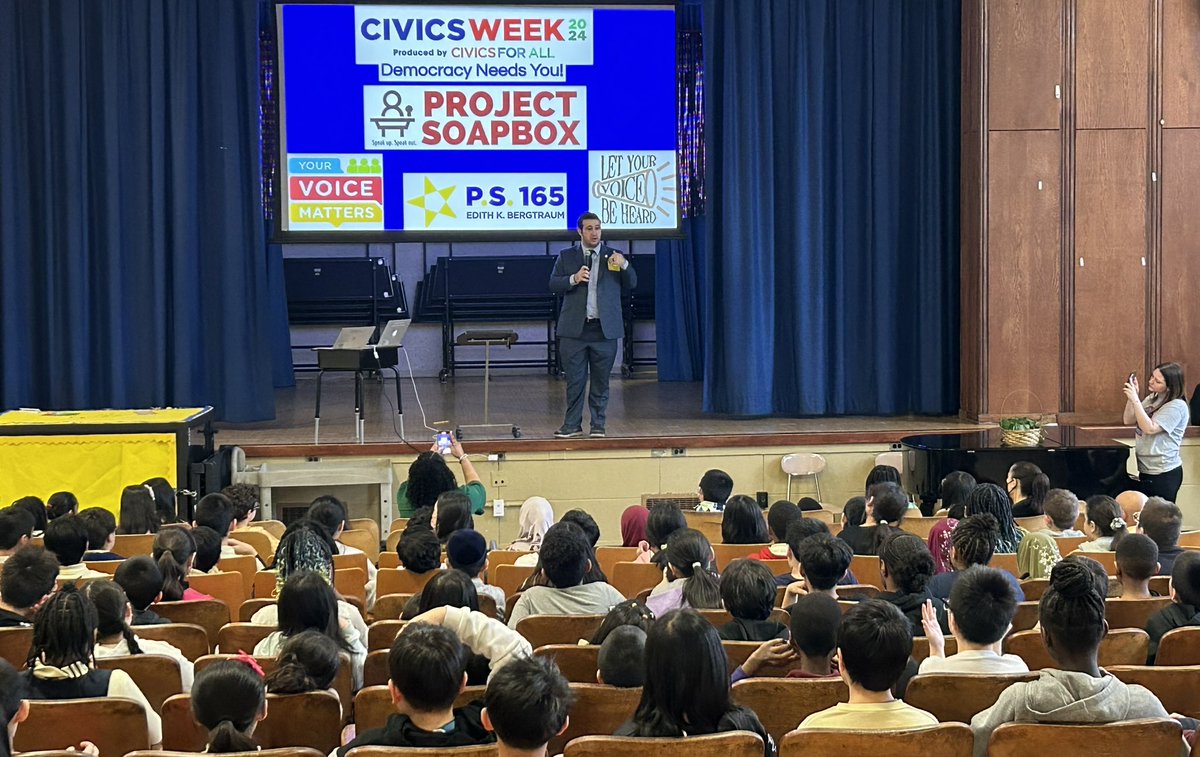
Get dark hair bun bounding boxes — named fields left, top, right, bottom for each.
left=975, top=512, right=998, bottom=533
left=1049, top=559, right=1099, bottom=599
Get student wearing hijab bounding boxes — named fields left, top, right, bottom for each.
left=509, top=497, right=555, bottom=553
left=620, top=506, right=649, bottom=548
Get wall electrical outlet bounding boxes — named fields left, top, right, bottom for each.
left=493, top=499, right=505, bottom=517
left=492, top=474, right=506, bottom=487
left=671, top=448, right=687, bottom=456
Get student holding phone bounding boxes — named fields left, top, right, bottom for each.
left=1123, top=362, right=1189, bottom=502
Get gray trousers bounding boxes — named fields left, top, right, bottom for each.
left=559, top=320, right=618, bottom=430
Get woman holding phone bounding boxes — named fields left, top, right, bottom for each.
left=1123, top=362, right=1189, bottom=502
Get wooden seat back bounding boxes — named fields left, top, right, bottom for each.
left=534, top=644, right=601, bottom=683
left=1019, top=578, right=1050, bottom=601
left=348, top=518, right=380, bottom=545
left=113, top=533, right=156, bottom=556
left=986, top=718, right=1181, bottom=757
left=564, top=732, right=763, bottom=757
left=1069, top=549, right=1117, bottom=574
left=1108, top=665, right=1200, bottom=715
left=1104, top=597, right=1174, bottom=630
left=346, top=746, right=496, bottom=757
left=493, top=564, right=537, bottom=599
left=595, top=546, right=639, bottom=578
left=95, top=653, right=184, bottom=712
left=153, top=599, right=230, bottom=648
left=217, top=555, right=258, bottom=597
left=731, top=677, right=848, bottom=741
left=377, top=567, right=441, bottom=596
left=1004, top=628, right=1149, bottom=669
left=837, top=584, right=880, bottom=600
left=254, top=570, right=279, bottom=599
left=257, top=520, right=287, bottom=539
left=334, top=566, right=367, bottom=605
left=13, top=698, right=150, bottom=756
left=340, top=528, right=380, bottom=562
left=368, top=620, right=407, bottom=651
left=385, top=530, right=404, bottom=554
left=991, top=552, right=1020, bottom=579
left=136, top=751, right=322, bottom=757
left=899, top=517, right=945, bottom=540
left=611, top=561, right=663, bottom=599
left=548, top=683, right=642, bottom=756
left=233, top=529, right=276, bottom=565
left=333, top=551, right=369, bottom=576
left=1010, top=601, right=1041, bottom=632
left=696, top=608, right=734, bottom=628
left=904, top=673, right=1039, bottom=723
left=188, top=570, right=246, bottom=612
left=379, top=552, right=401, bottom=569
left=193, top=654, right=352, bottom=721
left=216, top=622, right=276, bottom=654
left=372, top=593, right=415, bottom=620
left=364, top=649, right=389, bottom=687
left=1153, top=626, right=1200, bottom=666
left=136, top=622, right=211, bottom=659
left=515, top=614, right=605, bottom=648
left=239, top=597, right=276, bottom=622
left=909, top=636, right=959, bottom=664
left=778, top=723, right=972, bottom=756
left=713, top=544, right=769, bottom=570
left=84, top=560, right=121, bottom=575
left=1055, top=535, right=1089, bottom=554
left=162, top=691, right=342, bottom=753
left=848, top=555, right=883, bottom=590
left=353, top=685, right=487, bottom=732
left=0, top=626, right=32, bottom=668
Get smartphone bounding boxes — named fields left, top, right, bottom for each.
left=435, top=431, right=453, bottom=455
left=1128, top=372, right=1137, bottom=384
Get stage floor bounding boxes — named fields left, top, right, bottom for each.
left=218, top=373, right=977, bottom=449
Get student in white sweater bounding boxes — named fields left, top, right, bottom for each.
left=919, top=566, right=1029, bottom=675
left=86, top=581, right=194, bottom=692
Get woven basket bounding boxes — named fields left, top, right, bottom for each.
left=1000, top=427, right=1044, bottom=447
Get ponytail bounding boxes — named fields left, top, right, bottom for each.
left=1084, top=495, right=1127, bottom=544
left=681, top=560, right=721, bottom=610
left=1010, top=462, right=1050, bottom=515
left=663, top=529, right=721, bottom=610
left=1028, top=473, right=1050, bottom=515
left=153, top=528, right=197, bottom=602
left=207, top=720, right=258, bottom=754
left=157, top=551, right=188, bottom=602
left=84, top=582, right=142, bottom=655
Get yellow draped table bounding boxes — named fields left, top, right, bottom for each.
left=0, top=407, right=214, bottom=515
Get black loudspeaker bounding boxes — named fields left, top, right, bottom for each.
left=756, top=491, right=769, bottom=509
left=187, top=445, right=239, bottom=521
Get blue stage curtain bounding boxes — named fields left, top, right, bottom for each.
left=702, top=0, right=960, bottom=416
left=0, top=0, right=284, bottom=421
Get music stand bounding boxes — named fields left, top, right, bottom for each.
left=453, top=330, right=521, bottom=440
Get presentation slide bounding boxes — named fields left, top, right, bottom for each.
left=275, top=2, right=678, bottom=239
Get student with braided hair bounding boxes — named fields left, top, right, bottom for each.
left=970, top=556, right=1178, bottom=757
left=876, top=532, right=948, bottom=637
left=928, top=514, right=1026, bottom=602
left=0, top=659, right=99, bottom=757
left=645, top=527, right=721, bottom=616
left=87, top=580, right=194, bottom=691
left=964, top=483, right=1023, bottom=553
left=21, top=585, right=162, bottom=748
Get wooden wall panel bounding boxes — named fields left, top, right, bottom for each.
left=1162, top=0, right=1200, bottom=127
left=1073, top=130, right=1147, bottom=418
left=985, top=132, right=1062, bottom=416
left=987, top=0, right=1062, bottom=130
left=1075, top=0, right=1150, bottom=129
left=1160, top=129, right=1200, bottom=385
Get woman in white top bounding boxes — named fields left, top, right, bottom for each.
left=249, top=521, right=367, bottom=688
left=1123, top=362, right=1189, bottom=502
left=86, top=581, right=194, bottom=691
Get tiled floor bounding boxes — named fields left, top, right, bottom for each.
left=218, top=373, right=976, bottom=446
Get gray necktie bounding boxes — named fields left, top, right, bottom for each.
left=586, top=248, right=600, bottom=319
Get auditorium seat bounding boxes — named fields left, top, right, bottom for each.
left=1153, top=627, right=1200, bottom=666
left=363, top=649, right=389, bottom=687
left=712, top=544, right=770, bottom=570
left=253, top=571, right=279, bottom=599
left=564, top=731, right=764, bottom=757
left=257, top=520, right=287, bottom=540
left=1054, top=535, right=1088, bottom=554
left=899, top=517, right=945, bottom=540
left=904, top=673, right=1038, bottom=723
left=96, top=653, right=184, bottom=712
left=548, top=683, right=642, bottom=756
left=13, top=698, right=149, bottom=756
left=1108, top=665, right=1200, bottom=715
left=985, top=718, right=1181, bottom=757
left=1004, top=628, right=1148, bottom=669
left=372, top=593, right=415, bottom=620
left=333, top=551, right=369, bottom=577
left=1104, top=597, right=1173, bottom=630
left=345, top=747, right=496, bottom=757
left=113, top=534, right=155, bottom=556
left=368, top=620, right=406, bottom=651
left=134, top=750, right=321, bottom=757
left=595, top=546, right=638, bottom=578
left=0, top=626, right=32, bottom=667
left=695, top=608, right=734, bottom=628
left=493, top=564, right=537, bottom=599
left=731, top=677, right=848, bottom=741
left=483, top=550, right=531, bottom=570
left=216, top=622, right=275, bottom=654
left=194, top=653, right=352, bottom=721
left=515, top=614, right=604, bottom=648
left=610, top=561, right=662, bottom=599
left=909, top=636, right=959, bottom=664
left=354, top=685, right=487, bottom=732
left=1019, top=578, right=1050, bottom=601
left=848, top=555, right=883, bottom=590
left=163, top=691, right=341, bottom=753
left=477, top=592, right=499, bottom=620
left=136, top=622, right=210, bottom=659
left=388, top=518, right=409, bottom=533
left=533, top=643, right=600, bottom=683
left=153, top=599, right=230, bottom=648
left=377, top=567, right=442, bottom=596
left=234, top=530, right=276, bottom=565
left=334, top=566, right=367, bottom=605
left=84, top=560, right=121, bottom=575
left=836, top=584, right=880, bottom=600
left=239, top=597, right=276, bottom=622
left=1014, top=516, right=1047, bottom=533
left=1069, top=549, right=1116, bottom=574
left=1010, top=601, right=1040, bottom=633
left=990, top=553, right=1020, bottom=579
left=188, top=570, right=246, bottom=612
left=778, top=724, right=972, bottom=756
left=339, top=529, right=379, bottom=562
left=379, top=552, right=401, bottom=569
left=348, top=518, right=380, bottom=544
left=385, top=530, right=404, bottom=554
left=217, top=555, right=258, bottom=597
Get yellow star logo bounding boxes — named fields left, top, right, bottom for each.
left=406, top=177, right=457, bottom=227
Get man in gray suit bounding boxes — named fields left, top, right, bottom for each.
left=549, top=212, right=637, bottom=438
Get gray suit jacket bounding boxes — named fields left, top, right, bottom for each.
left=549, top=243, right=637, bottom=340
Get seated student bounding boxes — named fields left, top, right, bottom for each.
left=927, top=513, right=1026, bottom=602
left=507, top=496, right=554, bottom=554
left=43, top=516, right=108, bottom=581
left=590, top=599, right=655, bottom=644
left=1145, top=550, right=1200, bottom=664
left=338, top=603, right=533, bottom=755
left=733, top=593, right=842, bottom=682
left=145, top=477, right=184, bottom=527
left=782, top=530, right=854, bottom=605
left=433, top=491, right=476, bottom=544
left=253, top=570, right=364, bottom=688
left=77, top=508, right=122, bottom=562
left=1042, top=489, right=1085, bottom=537
left=115, top=556, right=170, bottom=625
left=249, top=522, right=369, bottom=687
left=481, top=656, right=572, bottom=757
left=839, top=483, right=907, bottom=556
left=46, top=492, right=78, bottom=522
left=877, top=532, right=949, bottom=637
left=117, top=484, right=161, bottom=535
left=446, top=529, right=506, bottom=617
left=718, top=559, right=788, bottom=641
left=636, top=501, right=687, bottom=565
left=928, top=471, right=976, bottom=572
left=264, top=629, right=342, bottom=702
left=86, top=580, right=194, bottom=691
left=644, top=528, right=721, bottom=616
left=0, top=659, right=99, bottom=757
left=22, top=586, right=162, bottom=748
left=506, top=522, right=624, bottom=628
left=308, top=495, right=378, bottom=608
left=797, top=497, right=823, bottom=512
left=791, top=600, right=938, bottom=732
left=224, top=483, right=280, bottom=553
left=0, top=547, right=58, bottom=627
left=154, top=527, right=213, bottom=602
left=193, top=492, right=258, bottom=561
left=749, top=501, right=801, bottom=560
left=1076, top=495, right=1130, bottom=553
left=9, top=497, right=47, bottom=538
left=1139, top=497, right=1185, bottom=575
left=400, top=568, right=479, bottom=621
left=695, top=469, right=733, bottom=512
left=191, top=659, right=268, bottom=754
left=970, top=559, right=1175, bottom=757
left=396, top=526, right=442, bottom=575
left=777, top=518, right=829, bottom=588
left=836, top=495, right=869, bottom=548
left=597, top=625, right=646, bottom=687
left=1115, top=533, right=1160, bottom=599
left=919, top=567, right=1028, bottom=674
left=615, top=609, right=771, bottom=755
left=720, top=495, right=769, bottom=545
left=190, top=525, right=224, bottom=574
left=0, top=508, right=35, bottom=565
left=621, top=505, right=649, bottom=549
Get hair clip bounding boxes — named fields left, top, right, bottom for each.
left=878, top=519, right=890, bottom=526
left=233, top=651, right=265, bottom=677
left=1111, top=517, right=1127, bottom=530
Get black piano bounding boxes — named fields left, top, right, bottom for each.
left=901, top=426, right=1130, bottom=511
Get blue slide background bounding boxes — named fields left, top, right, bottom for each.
left=278, top=3, right=677, bottom=233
